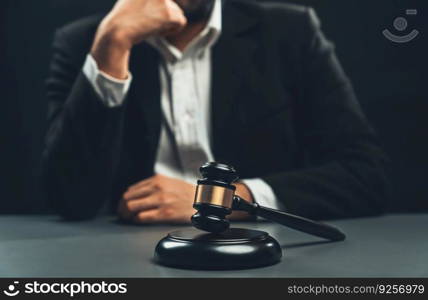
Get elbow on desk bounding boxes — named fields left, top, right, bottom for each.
left=342, top=156, right=391, bottom=219
left=45, top=190, right=101, bottom=221
left=356, top=193, right=386, bottom=218
left=42, top=173, right=102, bottom=221
left=41, top=159, right=108, bottom=221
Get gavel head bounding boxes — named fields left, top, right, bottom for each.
left=191, top=162, right=238, bottom=233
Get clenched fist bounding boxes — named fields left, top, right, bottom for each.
left=117, top=174, right=255, bottom=224
left=99, top=0, right=187, bottom=48
left=118, top=174, right=197, bottom=224
left=91, top=0, right=187, bottom=79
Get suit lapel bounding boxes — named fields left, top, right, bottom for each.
left=211, top=0, right=260, bottom=161
left=128, top=42, right=162, bottom=170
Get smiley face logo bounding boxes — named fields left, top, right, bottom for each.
left=3, top=281, right=20, bottom=297
left=383, top=9, right=419, bottom=43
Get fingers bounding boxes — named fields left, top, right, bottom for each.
left=118, top=194, right=160, bottom=220
left=133, top=209, right=159, bottom=224
left=119, top=174, right=195, bottom=224
left=128, top=176, right=155, bottom=191
left=162, top=0, right=187, bottom=34
left=125, top=174, right=169, bottom=199
left=128, top=196, right=160, bottom=212
left=123, top=184, right=156, bottom=201
left=118, top=199, right=134, bottom=220
left=166, top=0, right=187, bottom=23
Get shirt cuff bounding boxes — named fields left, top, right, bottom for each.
left=82, top=54, right=132, bottom=107
left=241, top=178, right=284, bottom=211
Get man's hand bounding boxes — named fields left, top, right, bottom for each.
left=91, top=0, right=187, bottom=78
left=118, top=174, right=255, bottom=224
left=118, top=174, right=196, bottom=224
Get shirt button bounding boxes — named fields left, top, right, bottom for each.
left=183, top=113, right=191, bottom=122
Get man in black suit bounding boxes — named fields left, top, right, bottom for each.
left=43, top=0, right=389, bottom=223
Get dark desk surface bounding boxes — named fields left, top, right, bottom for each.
left=0, top=215, right=427, bottom=277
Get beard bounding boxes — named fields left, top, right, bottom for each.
left=173, top=0, right=216, bottom=24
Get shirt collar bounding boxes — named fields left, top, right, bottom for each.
left=148, top=0, right=222, bottom=63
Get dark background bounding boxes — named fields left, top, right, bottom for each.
left=0, top=0, right=427, bottom=214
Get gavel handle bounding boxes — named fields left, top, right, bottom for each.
left=232, top=196, right=346, bottom=241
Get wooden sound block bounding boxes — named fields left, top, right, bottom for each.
left=154, top=228, right=282, bottom=270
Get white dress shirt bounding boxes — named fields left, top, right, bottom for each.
left=82, top=0, right=281, bottom=209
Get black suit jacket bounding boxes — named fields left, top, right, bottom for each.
left=43, top=0, right=390, bottom=220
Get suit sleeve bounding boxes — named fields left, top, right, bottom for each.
left=42, top=28, right=127, bottom=220
left=262, top=8, right=391, bottom=219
